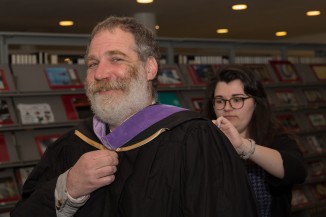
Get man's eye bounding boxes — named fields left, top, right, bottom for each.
left=87, top=62, right=97, bottom=68
left=112, top=57, right=123, bottom=62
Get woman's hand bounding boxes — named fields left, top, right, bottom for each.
left=213, top=117, right=284, bottom=178
left=213, top=116, right=244, bottom=152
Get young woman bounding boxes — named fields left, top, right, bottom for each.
left=203, top=65, right=307, bottom=217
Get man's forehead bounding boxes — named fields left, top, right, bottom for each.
left=91, top=29, right=136, bottom=48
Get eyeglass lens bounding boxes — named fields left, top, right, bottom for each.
left=214, top=97, right=248, bottom=110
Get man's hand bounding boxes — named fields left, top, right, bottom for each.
left=66, top=150, right=118, bottom=198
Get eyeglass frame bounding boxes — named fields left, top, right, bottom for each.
left=212, top=96, right=252, bottom=110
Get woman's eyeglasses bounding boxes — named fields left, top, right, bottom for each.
left=213, top=96, right=252, bottom=110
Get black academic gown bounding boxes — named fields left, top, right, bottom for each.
left=11, top=110, right=258, bottom=217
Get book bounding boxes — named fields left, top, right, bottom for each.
left=274, top=89, right=299, bottom=106
left=157, top=92, right=182, bottom=107
left=34, top=135, right=61, bottom=156
left=306, top=113, right=326, bottom=129
left=157, top=65, right=184, bottom=87
left=178, top=90, right=205, bottom=111
left=14, top=128, right=70, bottom=162
left=296, top=138, right=309, bottom=156
left=61, top=94, right=92, bottom=120
left=17, top=103, right=55, bottom=124
left=186, top=64, right=217, bottom=86
left=307, top=160, right=326, bottom=178
left=305, top=135, right=326, bottom=153
left=0, top=99, right=14, bottom=125
left=275, top=114, right=300, bottom=132
left=309, top=182, right=326, bottom=200
left=265, top=91, right=274, bottom=106
left=303, top=88, right=325, bottom=104
left=0, top=134, right=10, bottom=163
left=15, top=166, right=34, bottom=193
left=0, top=176, right=20, bottom=203
left=270, top=60, right=301, bottom=82
left=0, top=69, right=9, bottom=91
left=244, top=64, right=274, bottom=83
left=191, top=97, right=205, bottom=112
left=310, top=64, right=326, bottom=81
left=291, top=187, right=310, bottom=208
left=44, top=67, right=83, bottom=89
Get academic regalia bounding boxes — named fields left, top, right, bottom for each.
left=11, top=108, right=258, bottom=217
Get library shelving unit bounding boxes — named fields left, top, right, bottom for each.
left=0, top=63, right=91, bottom=214
left=252, top=61, right=326, bottom=217
left=1, top=32, right=326, bottom=216
left=2, top=32, right=326, bottom=65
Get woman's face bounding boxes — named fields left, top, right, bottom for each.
left=213, top=79, right=255, bottom=136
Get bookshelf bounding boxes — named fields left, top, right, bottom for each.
left=1, top=32, right=326, bottom=216
left=2, top=32, right=326, bottom=65
left=0, top=63, right=90, bottom=211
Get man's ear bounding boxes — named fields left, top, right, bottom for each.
left=146, top=56, right=158, bottom=81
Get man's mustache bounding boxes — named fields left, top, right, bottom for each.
left=86, top=79, right=128, bottom=93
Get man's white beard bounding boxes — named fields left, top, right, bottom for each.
left=85, top=65, right=152, bottom=129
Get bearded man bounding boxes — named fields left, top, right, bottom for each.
left=11, top=16, right=258, bottom=217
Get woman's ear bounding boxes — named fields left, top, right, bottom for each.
left=146, top=56, right=158, bottom=81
